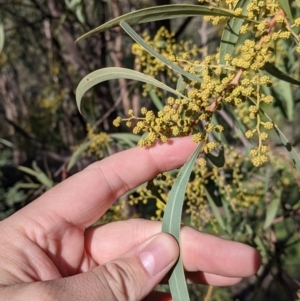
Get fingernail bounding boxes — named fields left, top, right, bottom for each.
left=138, top=233, right=178, bottom=277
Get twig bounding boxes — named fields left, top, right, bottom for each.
left=204, top=285, right=213, bottom=301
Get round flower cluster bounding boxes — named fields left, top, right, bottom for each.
left=86, top=124, right=110, bottom=158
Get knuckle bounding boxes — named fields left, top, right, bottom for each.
left=101, top=261, right=143, bottom=301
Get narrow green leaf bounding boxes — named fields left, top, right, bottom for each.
left=148, top=86, right=164, bottom=110
left=15, top=183, right=40, bottom=189
left=32, top=162, right=54, bottom=189
left=76, top=5, right=248, bottom=42
left=120, top=21, right=201, bottom=83
left=0, top=22, right=4, bottom=52
left=254, top=235, right=267, bottom=258
left=162, top=143, right=203, bottom=301
left=263, top=166, right=271, bottom=195
left=35, top=175, right=53, bottom=190
left=273, top=126, right=300, bottom=176
left=18, top=166, right=39, bottom=178
left=65, top=0, right=80, bottom=9
left=168, top=258, right=189, bottom=301
left=176, top=76, right=186, bottom=92
left=109, top=133, right=141, bottom=147
left=234, top=219, right=247, bottom=241
left=0, top=138, right=13, bottom=148
left=206, top=147, right=225, bottom=167
left=67, top=141, right=91, bottom=171
left=162, top=143, right=202, bottom=240
left=219, top=0, right=252, bottom=66
left=268, top=47, right=294, bottom=121
left=261, top=111, right=300, bottom=177
left=76, top=67, right=189, bottom=114
left=205, top=188, right=226, bottom=230
left=75, top=5, right=85, bottom=24
left=250, top=96, right=300, bottom=177
left=18, top=164, right=53, bottom=190
left=109, top=133, right=140, bottom=143
left=263, top=190, right=282, bottom=229
left=272, top=78, right=294, bottom=121
left=221, top=197, right=232, bottom=235
left=264, top=62, right=300, bottom=86
left=245, top=224, right=253, bottom=236
left=294, top=86, right=300, bottom=105
left=278, top=0, right=294, bottom=21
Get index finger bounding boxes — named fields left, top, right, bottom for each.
left=19, top=137, right=197, bottom=229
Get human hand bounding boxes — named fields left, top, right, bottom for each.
left=0, top=137, right=261, bottom=301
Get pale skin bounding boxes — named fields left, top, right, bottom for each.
left=0, top=137, right=261, bottom=301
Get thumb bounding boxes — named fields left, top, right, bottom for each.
left=0, top=233, right=179, bottom=301
left=58, top=232, right=178, bottom=301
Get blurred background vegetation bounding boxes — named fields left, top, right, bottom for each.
left=0, top=1, right=300, bottom=300
left=0, top=0, right=160, bottom=214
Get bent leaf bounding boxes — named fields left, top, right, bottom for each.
left=264, top=62, right=300, bottom=86
left=76, top=67, right=189, bottom=114
left=76, top=5, right=246, bottom=42
left=120, top=21, right=201, bottom=83
left=162, top=143, right=203, bottom=301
